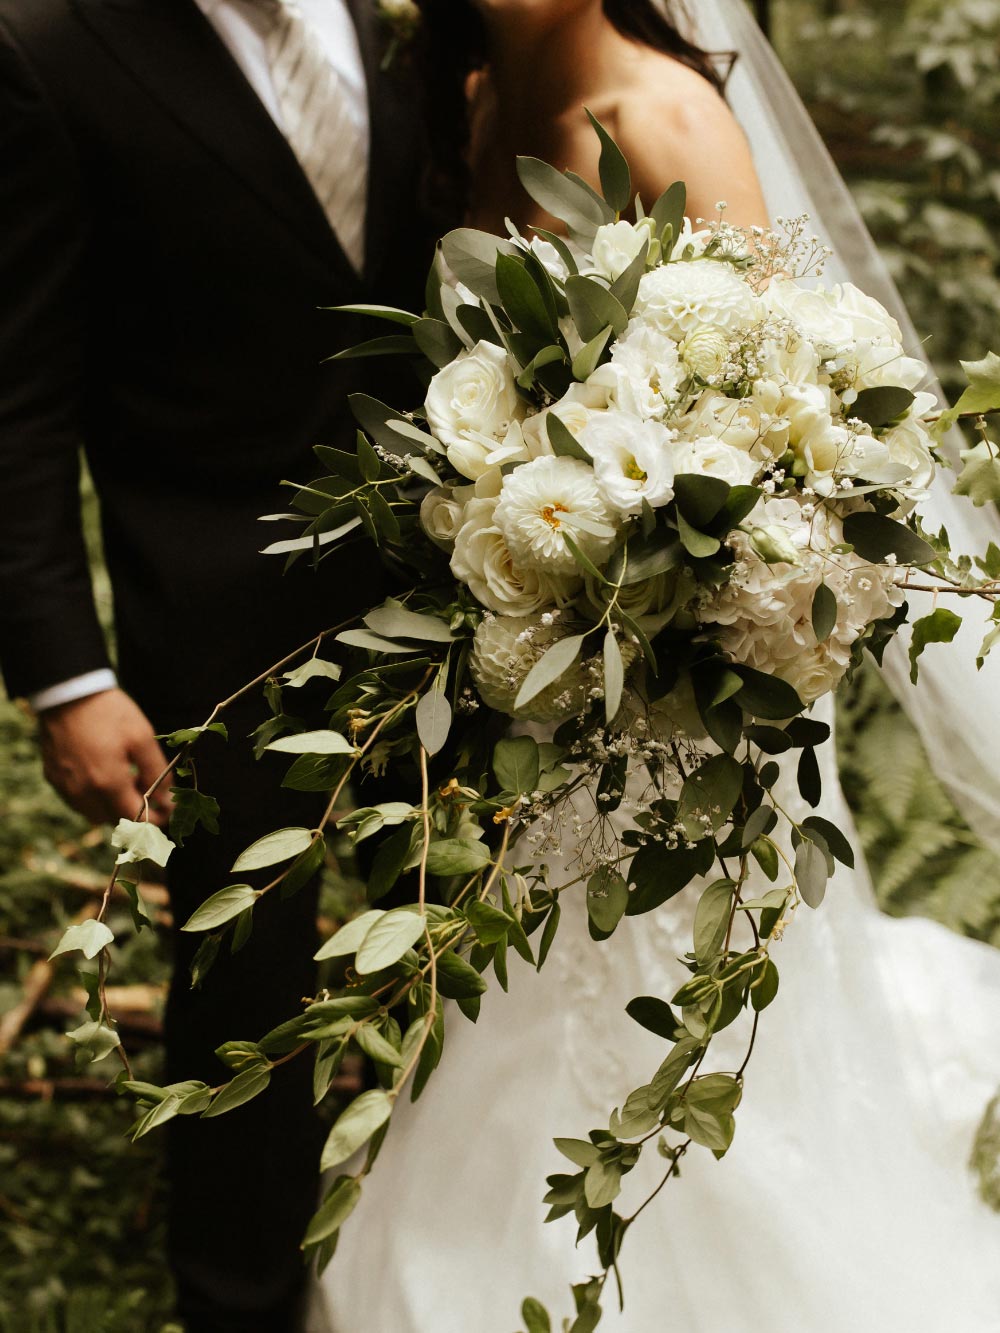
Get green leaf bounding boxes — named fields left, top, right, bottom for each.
left=733, top=666, right=804, bottom=721
left=415, top=688, right=452, bottom=757
left=111, top=818, right=175, bottom=869
left=363, top=602, right=455, bottom=643
left=182, top=883, right=259, bottom=932
left=676, top=510, right=720, bottom=559
left=693, top=879, right=735, bottom=964
left=565, top=275, right=628, bottom=343
left=521, top=1299, right=552, bottom=1333
left=751, top=958, right=780, bottom=1011
left=231, top=827, right=315, bottom=872
left=169, top=787, right=221, bottom=846
left=412, top=317, right=463, bottom=368
left=684, top=1103, right=735, bottom=1153
left=935, top=351, right=1000, bottom=434
left=608, top=528, right=682, bottom=586
left=795, top=838, right=828, bottom=908
left=545, top=411, right=592, bottom=462
left=355, top=910, right=427, bottom=973
left=266, top=730, right=356, bottom=755
left=650, top=182, right=687, bottom=252
left=610, top=245, right=648, bottom=313
left=673, top=473, right=730, bottom=528
left=515, top=157, right=613, bottom=240
left=625, top=996, right=683, bottom=1041
left=326, top=334, right=416, bottom=362
left=493, top=735, right=541, bottom=794
left=67, top=1019, right=121, bottom=1063
left=49, top=919, right=114, bottom=961
left=802, top=816, right=854, bottom=869
left=678, top=754, right=744, bottom=840
left=336, top=628, right=421, bottom=654
left=466, top=899, right=512, bottom=946
left=424, top=839, right=493, bottom=877
left=602, top=630, right=624, bottom=724
left=202, top=1065, right=272, bottom=1118
left=585, top=109, right=631, bottom=212
left=353, top=1024, right=404, bottom=1068
left=812, top=581, right=838, bottom=644
left=514, top=634, right=586, bottom=710
left=571, top=325, right=614, bottom=381
left=440, top=228, right=520, bottom=305
left=314, top=910, right=385, bottom=961
left=908, top=607, right=962, bottom=683
left=434, top=949, right=489, bottom=1000
left=954, top=450, right=1000, bottom=507
left=303, top=1176, right=363, bottom=1247
left=841, top=512, right=936, bottom=566
left=349, top=393, right=425, bottom=458
left=626, top=839, right=714, bottom=915
left=584, top=1158, right=623, bottom=1209
left=517, top=344, right=567, bottom=390
left=586, top=866, right=629, bottom=935
left=849, top=385, right=916, bottom=428
left=496, top=252, right=558, bottom=342
left=320, top=1089, right=393, bottom=1170
left=326, top=303, right=420, bottom=326
left=554, top=1137, right=601, bottom=1168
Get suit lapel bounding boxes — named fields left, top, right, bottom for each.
left=73, top=0, right=362, bottom=287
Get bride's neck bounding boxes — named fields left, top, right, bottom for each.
left=481, top=4, right=625, bottom=123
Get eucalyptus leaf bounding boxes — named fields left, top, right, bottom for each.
left=364, top=602, right=455, bottom=643
left=811, top=581, right=838, bottom=644
left=515, top=634, right=587, bottom=710
left=585, top=108, right=631, bottom=212
left=565, top=275, right=628, bottom=343
left=602, top=629, right=625, bottom=723
left=515, top=157, right=612, bottom=240
left=320, top=1089, right=393, bottom=1170
left=303, top=1176, right=363, bottom=1247
left=416, top=688, right=452, bottom=757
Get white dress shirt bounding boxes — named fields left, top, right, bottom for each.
left=30, top=0, right=370, bottom=714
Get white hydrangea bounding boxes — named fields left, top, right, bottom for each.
left=494, top=456, right=619, bottom=574
left=424, top=340, right=525, bottom=480
left=702, top=496, right=902, bottom=704
left=576, top=409, right=676, bottom=516
left=589, top=319, right=683, bottom=419
left=633, top=258, right=759, bottom=342
left=450, top=496, right=575, bottom=617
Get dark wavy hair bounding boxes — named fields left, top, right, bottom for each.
left=415, top=1, right=734, bottom=228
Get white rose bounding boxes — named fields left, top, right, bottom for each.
left=494, top=456, right=619, bottom=574
left=576, top=409, right=676, bottom=516
left=880, top=412, right=936, bottom=498
left=591, top=220, right=648, bottom=281
left=419, top=485, right=472, bottom=549
left=424, top=341, right=525, bottom=480
left=451, top=497, right=575, bottom=616
left=668, top=436, right=759, bottom=488
left=763, top=278, right=859, bottom=352
left=634, top=258, right=759, bottom=342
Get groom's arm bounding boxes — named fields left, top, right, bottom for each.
left=0, top=22, right=170, bottom=825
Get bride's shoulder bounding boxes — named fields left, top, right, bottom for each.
left=592, top=52, right=768, bottom=226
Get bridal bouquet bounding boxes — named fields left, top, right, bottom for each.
left=57, top=120, right=1000, bottom=1331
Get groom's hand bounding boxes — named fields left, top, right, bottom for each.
left=37, top=689, right=174, bottom=828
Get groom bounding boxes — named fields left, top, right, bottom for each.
left=0, top=0, right=434, bottom=1327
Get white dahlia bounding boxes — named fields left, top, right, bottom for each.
left=469, top=614, right=589, bottom=723
left=494, top=456, right=618, bottom=575
left=634, top=259, right=759, bottom=342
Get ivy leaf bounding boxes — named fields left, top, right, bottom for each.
left=182, top=884, right=259, bottom=932
left=169, top=787, right=220, bottom=846
left=320, top=1089, right=393, bottom=1170
left=67, top=1020, right=121, bottom=1063
left=954, top=445, right=1000, bottom=507
left=935, top=350, right=1000, bottom=435
left=111, top=819, right=175, bottom=869
left=908, top=607, right=962, bottom=683
left=231, top=827, right=315, bottom=872
left=354, top=910, right=427, bottom=973
left=50, top=919, right=114, bottom=961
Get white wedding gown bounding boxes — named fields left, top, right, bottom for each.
left=310, top=4, right=1000, bottom=1328
left=311, top=719, right=1000, bottom=1333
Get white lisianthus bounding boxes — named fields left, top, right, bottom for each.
left=469, top=613, right=589, bottom=722
left=424, top=340, right=525, bottom=480
left=668, top=437, right=759, bottom=488
left=634, top=258, right=759, bottom=342
left=591, top=220, right=648, bottom=281
left=419, top=484, right=472, bottom=549
left=576, top=410, right=676, bottom=516
left=451, top=497, right=575, bottom=617
left=494, top=456, right=619, bottom=574
left=589, top=320, right=683, bottom=419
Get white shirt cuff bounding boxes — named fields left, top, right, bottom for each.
left=28, top=669, right=118, bottom=713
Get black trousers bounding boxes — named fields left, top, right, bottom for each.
left=158, top=696, right=326, bottom=1333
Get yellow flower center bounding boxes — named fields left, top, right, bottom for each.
left=624, top=457, right=647, bottom=483
left=540, top=502, right=569, bottom=528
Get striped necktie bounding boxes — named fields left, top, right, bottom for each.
left=261, top=0, right=368, bottom=272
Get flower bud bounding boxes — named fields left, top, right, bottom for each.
left=680, top=326, right=729, bottom=380
left=749, top=525, right=801, bottom=566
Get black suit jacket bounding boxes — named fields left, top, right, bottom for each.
left=0, top=0, right=433, bottom=721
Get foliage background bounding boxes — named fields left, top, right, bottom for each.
left=2, top=0, right=999, bottom=1325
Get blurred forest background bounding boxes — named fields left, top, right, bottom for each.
left=2, top=1, right=1000, bottom=1327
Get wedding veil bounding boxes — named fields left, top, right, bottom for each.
left=672, top=0, right=1000, bottom=859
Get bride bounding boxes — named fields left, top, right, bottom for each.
left=313, top=2, right=1000, bottom=1328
